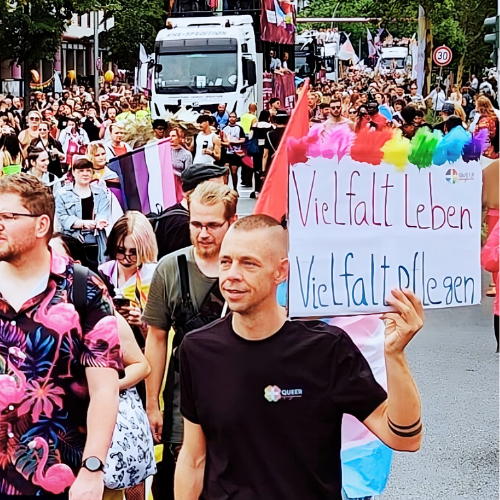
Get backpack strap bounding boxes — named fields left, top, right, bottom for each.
left=73, top=263, right=89, bottom=320
left=177, top=254, right=192, bottom=309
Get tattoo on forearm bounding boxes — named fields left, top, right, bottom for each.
left=387, top=416, right=423, bottom=437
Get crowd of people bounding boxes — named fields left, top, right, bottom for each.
left=304, top=68, right=499, bottom=164
left=0, top=63, right=497, bottom=500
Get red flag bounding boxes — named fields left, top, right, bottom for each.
left=253, top=79, right=310, bottom=221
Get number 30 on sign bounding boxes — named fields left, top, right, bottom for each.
left=433, top=46, right=453, bottom=66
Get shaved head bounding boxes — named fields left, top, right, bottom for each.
left=219, top=215, right=289, bottom=315
left=228, top=215, right=288, bottom=260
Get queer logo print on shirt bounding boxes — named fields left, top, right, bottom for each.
left=264, top=385, right=303, bottom=402
left=264, top=385, right=282, bottom=402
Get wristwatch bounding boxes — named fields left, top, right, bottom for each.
left=82, top=456, right=104, bottom=472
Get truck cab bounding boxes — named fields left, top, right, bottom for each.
left=151, top=15, right=258, bottom=118
left=379, top=46, right=411, bottom=71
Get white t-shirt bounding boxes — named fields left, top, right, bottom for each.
left=193, top=132, right=216, bottom=165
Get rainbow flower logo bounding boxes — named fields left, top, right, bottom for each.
left=264, top=385, right=282, bottom=402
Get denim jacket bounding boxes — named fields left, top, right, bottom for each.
left=55, top=184, right=110, bottom=264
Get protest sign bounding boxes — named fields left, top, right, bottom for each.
left=288, top=156, right=482, bottom=317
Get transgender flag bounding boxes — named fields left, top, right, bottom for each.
left=328, top=315, right=393, bottom=499
left=107, top=138, right=177, bottom=214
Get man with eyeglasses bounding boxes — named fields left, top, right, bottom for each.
left=144, top=181, right=238, bottom=500
left=0, top=173, right=122, bottom=500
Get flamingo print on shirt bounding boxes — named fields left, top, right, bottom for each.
left=0, top=253, right=123, bottom=495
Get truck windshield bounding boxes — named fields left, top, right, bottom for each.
left=155, top=52, right=238, bottom=94
left=380, top=58, right=405, bottom=70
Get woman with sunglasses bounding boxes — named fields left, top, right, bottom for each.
left=30, top=121, right=65, bottom=177
left=99, top=211, right=158, bottom=344
left=354, top=105, right=372, bottom=133
left=18, top=110, right=41, bottom=159
left=348, top=108, right=358, bottom=123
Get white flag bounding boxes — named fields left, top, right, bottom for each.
left=338, top=37, right=359, bottom=65
left=367, top=29, right=376, bottom=57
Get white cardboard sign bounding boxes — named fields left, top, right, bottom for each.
left=288, top=157, right=482, bottom=318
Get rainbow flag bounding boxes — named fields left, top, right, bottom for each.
left=107, top=138, right=177, bottom=214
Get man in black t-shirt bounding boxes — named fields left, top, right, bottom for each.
left=262, top=111, right=289, bottom=174
left=176, top=214, right=425, bottom=500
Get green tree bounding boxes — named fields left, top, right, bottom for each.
left=100, top=0, right=166, bottom=71
left=298, top=0, right=496, bottom=86
left=0, top=0, right=110, bottom=105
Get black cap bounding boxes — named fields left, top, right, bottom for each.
left=442, top=102, right=455, bottom=114
left=181, top=163, right=229, bottom=192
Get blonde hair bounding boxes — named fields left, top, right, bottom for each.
left=453, top=102, right=466, bottom=122
left=106, top=211, right=158, bottom=265
left=477, top=96, right=496, bottom=117
left=188, top=181, right=239, bottom=221
left=87, top=141, right=107, bottom=166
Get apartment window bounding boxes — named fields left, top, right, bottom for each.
left=77, top=14, right=82, bottom=26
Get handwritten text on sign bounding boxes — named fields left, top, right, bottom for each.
left=288, top=157, right=482, bottom=317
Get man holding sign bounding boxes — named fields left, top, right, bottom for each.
left=175, top=214, right=424, bottom=500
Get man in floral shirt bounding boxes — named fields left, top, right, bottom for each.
left=0, top=174, right=123, bottom=500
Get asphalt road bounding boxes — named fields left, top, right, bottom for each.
left=381, top=272, right=499, bottom=499
left=242, top=193, right=498, bottom=499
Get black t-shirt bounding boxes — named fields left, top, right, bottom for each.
left=154, top=202, right=191, bottom=259
left=81, top=195, right=94, bottom=220
left=180, top=315, right=387, bottom=500
left=58, top=115, right=69, bottom=130
left=81, top=116, right=102, bottom=142
left=264, top=127, right=286, bottom=158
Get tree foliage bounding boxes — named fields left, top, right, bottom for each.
left=100, top=0, right=166, bottom=70
left=298, top=0, right=496, bottom=75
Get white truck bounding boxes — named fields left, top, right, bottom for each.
left=151, top=15, right=259, bottom=118
left=379, top=46, right=411, bottom=71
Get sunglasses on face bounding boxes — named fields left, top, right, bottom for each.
left=349, top=110, right=357, bottom=115
left=330, top=105, right=341, bottom=110
left=116, top=247, right=138, bottom=262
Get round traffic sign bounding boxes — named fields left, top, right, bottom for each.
left=433, top=46, right=453, bottom=66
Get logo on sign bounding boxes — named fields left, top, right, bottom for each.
left=445, top=169, right=458, bottom=184
left=446, top=169, right=474, bottom=184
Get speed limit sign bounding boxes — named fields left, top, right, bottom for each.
left=433, top=46, right=453, bottom=66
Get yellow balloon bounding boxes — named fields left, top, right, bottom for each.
left=104, top=70, right=115, bottom=83
left=382, top=129, right=411, bottom=170
left=68, top=70, right=76, bottom=82
left=31, top=69, right=40, bottom=83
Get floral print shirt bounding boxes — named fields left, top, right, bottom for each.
left=0, top=252, right=123, bottom=496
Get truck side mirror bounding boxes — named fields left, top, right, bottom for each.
left=243, top=58, right=257, bottom=87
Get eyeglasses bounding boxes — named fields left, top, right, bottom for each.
left=190, top=221, right=227, bottom=232
left=29, top=117, right=40, bottom=121
left=0, top=212, right=41, bottom=223
left=116, top=247, right=137, bottom=262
